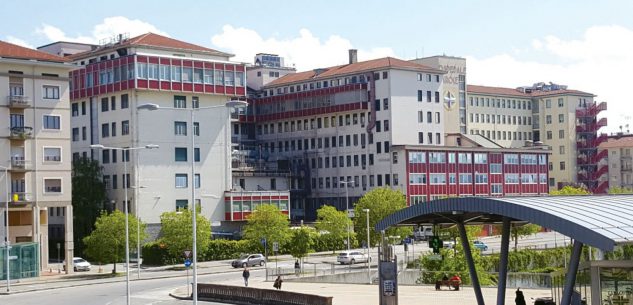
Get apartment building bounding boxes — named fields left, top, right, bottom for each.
left=600, top=134, right=633, bottom=190
left=48, top=33, right=253, bottom=235
left=1, top=41, right=74, bottom=274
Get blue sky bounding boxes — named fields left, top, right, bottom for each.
left=2, top=0, right=632, bottom=131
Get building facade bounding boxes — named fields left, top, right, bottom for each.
left=1, top=40, right=74, bottom=274
left=59, top=33, right=251, bottom=234
left=600, top=134, right=633, bottom=190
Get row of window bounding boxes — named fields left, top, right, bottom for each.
left=470, top=113, right=532, bottom=126
left=417, top=90, right=441, bottom=103
left=417, top=111, right=441, bottom=124
left=470, top=96, right=532, bottom=110
left=99, top=121, right=130, bottom=139
left=408, top=152, right=546, bottom=165
left=264, top=71, right=389, bottom=97
left=469, top=129, right=532, bottom=142
left=545, top=114, right=566, bottom=124
left=308, top=153, right=376, bottom=169
left=409, top=173, right=547, bottom=185
left=261, top=133, right=378, bottom=152
left=72, top=94, right=129, bottom=117
left=102, top=173, right=131, bottom=189
left=417, top=132, right=443, bottom=145
left=8, top=81, right=60, bottom=100
left=100, top=148, right=130, bottom=164
left=311, top=173, right=399, bottom=190
left=257, top=112, right=369, bottom=135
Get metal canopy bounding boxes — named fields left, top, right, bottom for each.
left=375, top=195, right=633, bottom=251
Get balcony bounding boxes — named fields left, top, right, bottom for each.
left=9, top=126, right=33, bottom=140
left=576, top=102, right=607, bottom=117
left=7, top=95, right=32, bottom=108
left=10, top=156, right=31, bottom=172
left=9, top=192, right=33, bottom=204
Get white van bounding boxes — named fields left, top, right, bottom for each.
left=414, top=226, right=433, bottom=241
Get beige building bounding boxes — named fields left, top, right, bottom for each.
left=600, top=134, right=633, bottom=190
left=1, top=40, right=74, bottom=273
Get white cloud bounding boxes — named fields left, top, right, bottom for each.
left=5, top=36, right=34, bottom=48
left=467, top=25, right=633, bottom=132
left=35, top=16, right=169, bottom=44
left=211, top=25, right=395, bottom=70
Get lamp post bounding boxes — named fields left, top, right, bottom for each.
left=131, top=185, right=147, bottom=280
left=138, top=100, right=247, bottom=305
left=1, top=165, right=9, bottom=292
left=363, top=208, right=371, bottom=284
left=339, top=180, right=354, bottom=251
left=90, top=144, right=158, bottom=305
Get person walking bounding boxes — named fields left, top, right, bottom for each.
left=242, top=267, right=250, bottom=287
left=294, top=260, right=301, bottom=276
left=273, top=275, right=283, bottom=290
left=515, top=288, right=526, bottom=305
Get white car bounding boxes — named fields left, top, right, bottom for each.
left=443, top=240, right=455, bottom=249
left=63, top=257, right=92, bottom=272
left=337, top=251, right=370, bottom=265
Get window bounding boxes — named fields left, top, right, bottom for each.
left=122, top=120, right=129, bottom=135
left=110, top=96, right=116, bottom=111
left=475, top=173, right=488, bottom=184
left=430, top=173, right=446, bottom=184
left=459, top=173, right=473, bottom=184
left=429, top=152, right=445, bottom=163
left=491, top=184, right=503, bottom=194
left=418, top=132, right=424, bottom=144
left=44, top=178, right=62, bottom=193
left=435, top=112, right=440, bottom=124
left=417, top=90, right=423, bottom=102
left=521, top=173, right=537, bottom=184
left=490, top=163, right=502, bottom=174
left=435, top=91, right=440, bottom=103
left=546, top=115, right=552, bottom=124
left=121, top=94, right=129, bottom=109
left=175, top=147, right=187, bottom=161
left=72, top=128, right=79, bottom=141
left=384, top=120, right=390, bottom=131
left=43, top=85, right=60, bottom=99
left=559, top=130, right=564, bottom=139
left=505, top=174, right=519, bottom=184
left=71, top=103, right=79, bottom=117
left=175, top=121, right=187, bottom=135
left=504, top=154, right=519, bottom=165
left=195, top=148, right=200, bottom=162
left=101, top=97, right=109, bottom=112
left=458, top=153, right=472, bottom=164
left=174, top=95, right=186, bottom=108
left=410, top=173, right=427, bottom=184
left=382, top=71, right=388, bottom=79
left=43, top=147, right=61, bottom=162
left=43, top=115, right=61, bottom=130
left=192, top=96, right=199, bottom=109
left=111, top=122, right=116, bottom=137
left=558, top=114, right=564, bottom=123
left=448, top=153, right=456, bottom=164
left=520, top=154, right=537, bottom=165
left=194, top=122, right=200, bottom=136
left=558, top=98, right=564, bottom=107
left=547, top=131, right=553, bottom=140
left=474, top=153, right=487, bottom=164
left=176, top=200, right=188, bottom=211
left=560, top=161, right=566, bottom=170
left=175, top=174, right=188, bottom=188
left=383, top=98, right=389, bottom=110
left=409, top=152, right=426, bottom=163
left=559, top=146, right=565, bottom=154
left=160, top=65, right=171, bottom=80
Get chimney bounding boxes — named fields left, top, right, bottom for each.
left=349, top=49, right=358, bottom=64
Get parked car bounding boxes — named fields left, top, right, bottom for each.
left=473, top=240, right=489, bottom=251
left=337, top=251, right=370, bottom=265
left=231, top=254, right=266, bottom=268
left=62, top=257, right=92, bottom=272
left=443, top=240, right=455, bottom=249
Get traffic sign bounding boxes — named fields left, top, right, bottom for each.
left=260, top=238, right=267, bottom=246
left=183, top=250, right=192, bottom=259
left=272, top=242, right=279, bottom=252
left=429, top=236, right=443, bottom=254
left=184, top=259, right=191, bottom=267
left=9, top=255, right=18, bottom=260
left=404, top=237, right=412, bottom=244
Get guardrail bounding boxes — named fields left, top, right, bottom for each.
left=197, top=283, right=332, bottom=305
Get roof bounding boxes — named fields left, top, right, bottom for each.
left=265, top=57, right=444, bottom=87
left=375, top=195, right=633, bottom=251
left=0, top=40, right=67, bottom=63
left=600, top=135, right=633, bottom=149
left=68, top=33, right=231, bottom=60
left=467, top=84, right=594, bottom=98
left=461, top=134, right=504, bottom=149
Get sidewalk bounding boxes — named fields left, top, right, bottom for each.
left=170, top=278, right=551, bottom=305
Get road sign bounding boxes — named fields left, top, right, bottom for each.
left=404, top=237, right=412, bottom=244
left=260, top=238, right=267, bottom=246
left=272, top=242, right=279, bottom=252
left=347, top=209, right=355, bottom=218
left=9, top=255, right=18, bottom=260
left=429, top=236, right=443, bottom=254
left=183, top=250, right=192, bottom=259
left=184, top=259, right=191, bottom=267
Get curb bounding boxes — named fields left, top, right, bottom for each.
left=169, top=292, right=191, bottom=300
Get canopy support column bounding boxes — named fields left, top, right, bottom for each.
left=496, top=217, right=511, bottom=305
left=560, top=240, right=583, bottom=305
left=457, top=221, right=485, bottom=305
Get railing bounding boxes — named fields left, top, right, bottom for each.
left=592, top=149, right=608, bottom=164
left=575, top=102, right=607, bottom=117
left=10, top=156, right=31, bottom=170
left=9, top=126, right=33, bottom=139
left=9, top=192, right=32, bottom=203
left=197, top=283, right=332, bottom=305
left=595, top=180, right=610, bottom=194
left=7, top=95, right=31, bottom=107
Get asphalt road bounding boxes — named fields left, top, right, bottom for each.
left=2, top=268, right=266, bottom=305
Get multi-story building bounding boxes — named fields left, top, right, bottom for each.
left=51, top=33, right=258, bottom=235
left=600, top=134, right=633, bottom=190
left=1, top=40, right=74, bottom=273
left=461, top=83, right=607, bottom=192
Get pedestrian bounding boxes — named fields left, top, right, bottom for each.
left=273, top=275, right=283, bottom=290
left=515, top=288, right=526, bottom=305
left=242, top=267, right=250, bottom=287
left=294, top=260, right=300, bottom=276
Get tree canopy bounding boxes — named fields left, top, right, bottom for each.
left=315, top=205, right=353, bottom=251
left=242, top=204, right=291, bottom=256
left=608, top=186, right=633, bottom=194
left=353, top=188, right=412, bottom=246
left=287, top=227, right=314, bottom=260
left=550, top=185, right=591, bottom=195
left=159, top=209, right=212, bottom=260
left=83, top=210, right=146, bottom=273
left=72, top=157, right=107, bottom=256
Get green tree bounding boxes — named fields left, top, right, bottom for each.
left=287, top=227, right=314, bottom=261
left=510, top=224, right=541, bottom=252
left=315, top=205, right=353, bottom=252
left=83, top=210, right=146, bottom=273
left=159, top=209, right=212, bottom=260
left=608, top=186, right=633, bottom=194
left=437, top=225, right=483, bottom=256
left=72, top=157, right=107, bottom=256
left=242, top=204, right=291, bottom=256
left=353, top=188, right=412, bottom=247
left=550, top=185, right=591, bottom=195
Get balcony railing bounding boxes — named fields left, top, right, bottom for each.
left=7, top=95, right=32, bottom=108
left=9, top=126, right=33, bottom=139
left=575, top=102, right=607, bottom=117
left=9, top=192, right=33, bottom=204
left=10, top=156, right=31, bottom=171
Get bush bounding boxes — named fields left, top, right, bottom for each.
left=202, top=239, right=259, bottom=261
left=142, top=241, right=173, bottom=266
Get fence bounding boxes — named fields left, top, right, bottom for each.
left=197, top=283, right=332, bottom=305
left=0, top=242, right=40, bottom=280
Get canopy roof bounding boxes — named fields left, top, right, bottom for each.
left=375, top=195, right=633, bottom=251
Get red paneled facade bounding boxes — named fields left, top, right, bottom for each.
left=224, top=191, right=290, bottom=221
left=403, top=147, right=549, bottom=205
left=69, top=54, right=246, bottom=101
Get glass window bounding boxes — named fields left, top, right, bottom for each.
left=174, top=121, right=187, bottom=135
left=409, top=173, right=427, bottom=184
left=160, top=65, right=171, bottom=80
left=43, top=115, right=61, bottom=130
left=409, top=152, right=426, bottom=163
left=43, top=86, right=60, bottom=99
left=175, top=174, right=188, bottom=188
left=458, top=153, right=472, bottom=164
left=44, top=178, right=62, bottom=193
left=474, top=153, right=487, bottom=164
left=204, top=69, right=214, bottom=84
left=193, top=68, right=203, bottom=83
left=175, top=147, right=187, bottom=162
left=171, top=66, right=182, bottom=81
left=429, top=173, right=446, bottom=184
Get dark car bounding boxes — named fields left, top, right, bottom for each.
left=231, top=254, right=266, bottom=268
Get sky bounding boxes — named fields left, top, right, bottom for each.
left=2, top=0, right=632, bottom=132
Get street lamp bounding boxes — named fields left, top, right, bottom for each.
left=1, top=165, right=9, bottom=292
left=131, top=185, right=147, bottom=280
left=90, top=144, right=159, bottom=305
left=138, top=100, right=247, bottom=305
left=339, top=179, right=354, bottom=251
left=363, top=208, right=371, bottom=284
